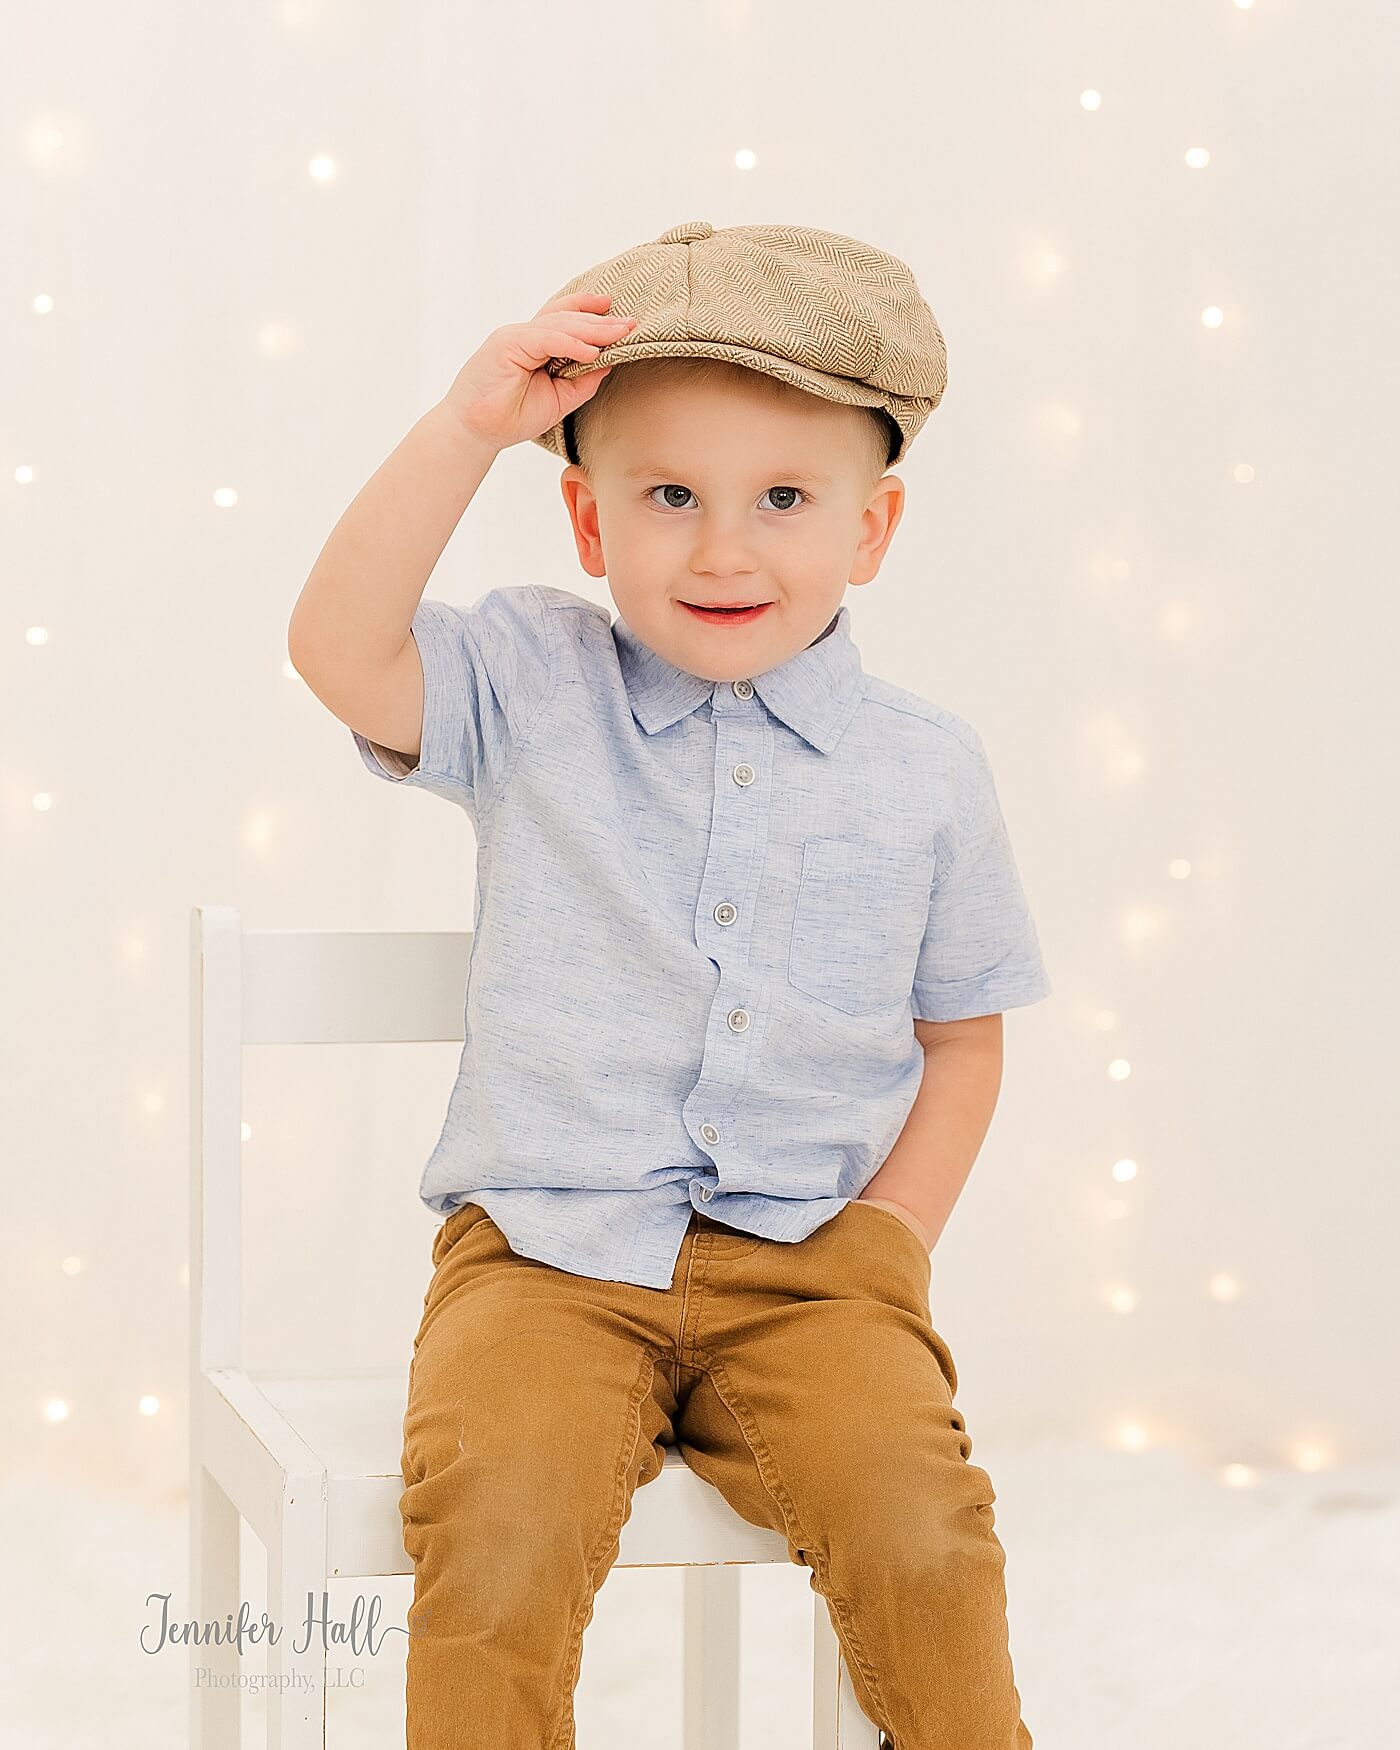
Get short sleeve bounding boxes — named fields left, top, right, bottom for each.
left=911, top=727, right=1052, bottom=1021
left=351, top=585, right=556, bottom=816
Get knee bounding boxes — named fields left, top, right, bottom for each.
left=401, top=1455, right=609, bottom=1629
left=856, top=1464, right=1006, bottom=1581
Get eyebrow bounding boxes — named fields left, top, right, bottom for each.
left=622, top=464, right=834, bottom=486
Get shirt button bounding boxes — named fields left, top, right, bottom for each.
left=726, top=1008, right=750, bottom=1032
left=733, top=763, right=755, bottom=786
left=700, top=1122, right=720, bottom=1145
left=732, top=679, right=754, bottom=699
left=713, top=901, right=737, bottom=926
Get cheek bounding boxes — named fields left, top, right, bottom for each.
left=766, top=515, right=836, bottom=567
left=616, top=516, right=684, bottom=564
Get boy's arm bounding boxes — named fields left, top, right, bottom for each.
left=857, top=1014, right=1003, bottom=1251
left=287, top=402, right=499, bottom=762
left=867, top=723, right=1052, bottom=1249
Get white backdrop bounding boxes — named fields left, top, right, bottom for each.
left=5, top=2, right=1399, bottom=1745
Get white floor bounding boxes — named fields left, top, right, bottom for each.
left=2, top=1436, right=1397, bottom=1749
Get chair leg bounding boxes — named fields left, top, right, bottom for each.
left=682, top=1564, right=742, bottom=1749
left=191, top=1460, right=243, bottom=1749
left=266, top=1468, right=329, bottom=1750
left=812, top=1593, right=881, bottom=1749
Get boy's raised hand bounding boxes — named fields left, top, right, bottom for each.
left=442, top=292, right=637, bottom=454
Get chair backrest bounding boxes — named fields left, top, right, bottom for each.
left=188, top=904, right=471, bottom=1380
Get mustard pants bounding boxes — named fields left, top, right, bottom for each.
left=400, top=1198, right=1034, bottom=1750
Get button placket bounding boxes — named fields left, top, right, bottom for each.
left=683, top=683, right=769, bottom=1206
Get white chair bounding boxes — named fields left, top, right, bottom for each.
left=188, top=903, right=881, bottom=1749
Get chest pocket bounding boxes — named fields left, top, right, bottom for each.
left=787, top=835, right=936, bottom=1017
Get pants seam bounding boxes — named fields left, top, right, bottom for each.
left=697, top=1347, right=894, bottom=1734
left=545, top=1342, right=661, bottom=1750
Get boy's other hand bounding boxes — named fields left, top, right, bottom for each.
left=857, top=1195, right=934, bottom=1252
left=441, top=293, right=638, bottom=454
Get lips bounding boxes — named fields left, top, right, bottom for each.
left=680, top=601, right=774, bottom=625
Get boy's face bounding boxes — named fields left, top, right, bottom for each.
left=559, top=369, right=905, bottom=681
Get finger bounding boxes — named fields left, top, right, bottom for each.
left=553, top=363, right=614, bottom=416
left=534, top=289, right=616, bottom=319
left=543, top=311, right=636, bottom=332
left=517, top=323, right=630, bottom=366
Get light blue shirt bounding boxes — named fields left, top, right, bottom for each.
left=353, top=585, right=1051, bottom=1289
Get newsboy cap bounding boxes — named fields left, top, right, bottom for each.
left=531, top=219, right=947, bottom=469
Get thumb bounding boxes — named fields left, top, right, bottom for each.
left=553, top=364, right=613, bottom=417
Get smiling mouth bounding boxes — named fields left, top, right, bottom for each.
left=680, top=601, right=774, bottom=621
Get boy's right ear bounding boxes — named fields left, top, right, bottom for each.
left=558, top=468, right=606, bottom=581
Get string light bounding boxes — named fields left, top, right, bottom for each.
left=1038, top=401, right=1083, bottom=441
left=1159, top=598, right=1202, bottom=642
left=1121, top=907, right=1164, bottom=946
left=26, top=118, right=74, bottom=168
left=243, top=810, right=276, bottom=853
left=256, top=319, right=300, bottom=358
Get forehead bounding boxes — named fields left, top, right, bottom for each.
left=609, top=362, right=837, bottom=430
left=621, top=459, right=835, bottom=483
left=582, top=361, right=883, bottom=477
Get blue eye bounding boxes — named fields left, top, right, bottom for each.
left=646, top=485, right=808, bottom=512
left=648, top=485, right=697, bottom=510
left=760, top=486, right=806, bottom=511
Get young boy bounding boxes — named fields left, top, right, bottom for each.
left=289, top=220, right=1051, bottom=1750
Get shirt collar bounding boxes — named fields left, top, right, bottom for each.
left=612, top=604, right=866, bottom=755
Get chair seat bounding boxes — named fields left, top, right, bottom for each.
left=239, top=1366, right=793, bottom=1578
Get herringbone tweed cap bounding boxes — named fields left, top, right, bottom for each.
left=531, top=218, right=947, bottom=469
